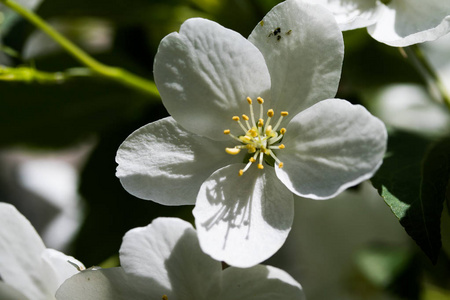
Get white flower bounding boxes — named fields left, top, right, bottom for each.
left=309, top=0, right=450, bottom=46
left=116, top=0, right=387, bottom=267
left=0, top=202, right=84, bottom=300
left=56, top=217, right=306, bottom=300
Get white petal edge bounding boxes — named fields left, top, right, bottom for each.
left=119, top=217, right=221, bottom=299
left=116, top=117, right=241, bottom=205
left=154, top=18, right=271, bottom=141
left=0, top=203, right=56, bottom=300
left=276, top=99, right=387, bottom=199
left=41, top=249, right=84, bottom=293
left=193, top=164, right=294, bottom=268
left=56, top=268, right=146, bottom=300
left=368, top=0, right=450, bottom=46
left=215, top=265, right=305, bottom=300
left=0, top=281, right=29, bottom=300
left=249, top=0, right=344, bottom=119
left=307, top=0, right=382, bottom=31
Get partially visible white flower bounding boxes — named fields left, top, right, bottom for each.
left=56, top=217, right=305, bottom=300
left=366, top=84, right=450, bottom=135
left=116, top=0, right=387, bottom=268
left=309, top=0, right=450, bottom=46
left=0, top=202, right=84, bottom=300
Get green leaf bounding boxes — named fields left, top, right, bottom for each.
left=371, top=131, right=450, bottom=264
left=0, top=76, right=155, bottom=148
left=355, top=246, right=412, bottom=288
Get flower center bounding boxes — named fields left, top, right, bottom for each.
left=224, top=96, right=287, bottom=176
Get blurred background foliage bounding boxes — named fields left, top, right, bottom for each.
left=1, top=0, right=450, bottom=299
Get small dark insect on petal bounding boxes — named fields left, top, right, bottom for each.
left=274, top=27, right=281, bottom=36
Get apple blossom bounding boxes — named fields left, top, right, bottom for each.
left=56, top=218, right=306, bottom=300
left=116, top=0, right=387, bottom=267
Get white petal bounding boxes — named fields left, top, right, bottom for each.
left=56, top=268, right=146, bottom=300
left=307, top=0, right=382, bottom=31
left=368, top=0, right=450, bottom=46
left=0, top=281, right=29, bottom=300
left=276, top=99, right=387, bottom=199
left=116, top=117, right=241, bottom=205
left=41, top=249, right=84, bottom=292
left=154, top=18, right=271, bottom=140
left=119, top=218, right=221, bottom=299
left=0, top=203, right=54, bottom=300
left=214, top=265, right=305, bottom=300
left=248, top=0, right=344, bottom=119
left=193, top=164, right=294, bottom=268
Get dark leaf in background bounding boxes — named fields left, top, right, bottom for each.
left=371, top=131, right=449, bottom=264
left=0, top=77, right=154, bottom=148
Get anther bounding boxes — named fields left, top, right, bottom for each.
left=280, top=128, right=286, bottom=134
left=224, top=129, right=230, bottom=134
left=242, top=114, right=249, bottom=121
left=258, top=119, right=264, bottom=127
left=246, top=97, right=252, bottom=105
left=278, top=144, right=285, bottom=149
left=162, top=296, right=168, bottom=300
left=281, top=111, right=288, bottom=116
left=239, top=169, right=244, bottom=176
left=257, top=97, right=264, bottom=104
left=258, top=164, right=264, bottom=169
left=249, top=157, right=256, bottom=163
left=226, top=148, right=241, bottom=155
left=232, top=116, right=240, bottom=121
left=267, top=109, right=274, bottom=117
left=278, top=162, right=284, bottom=168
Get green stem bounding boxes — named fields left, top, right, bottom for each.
left=0, top=0, right=159, bottom=97
left=403, top=45, right=450, bottom=111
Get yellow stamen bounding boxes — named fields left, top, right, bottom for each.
left=281, top=111, right=288, bottom=116
left=278, top=144, right=285, bottom=149
left=248, top=128, right=258, bottom=137
left=239, top=136, right=252, bottom=143
left=257, top=97, right=264, bottom=104
left=267, top=109, right=274, bottom=117
left=246, top=97, right=252, bottom=105
left=258, top=118, right=264, bottom=127
left=232, top=116, right=240, bottom=121
left=278, top=162, right=284, bottom=168
left=258, top=164, right=264, bottom=169
left=162, top=296, right=168, bottom=300
left=225, top=148, right=241, bottom=155
left=247, top=145, right=256, bottom=153
left=249, top=157, right=256, bottom=163
left=239, top=169, right=244, bottom=176
left=280, top=128, right=286, bottom=134
left=242, top=114, right=249, bottom=121
left=223, top=129, right=230, bottom=134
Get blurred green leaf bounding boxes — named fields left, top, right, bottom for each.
left=0, top=76, right=155, bottom=148
left=371, top=131, right=449, bottom=264
left=356, top=246, right=412, bottom=288
left=422, top=284, right=450, bottom=300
